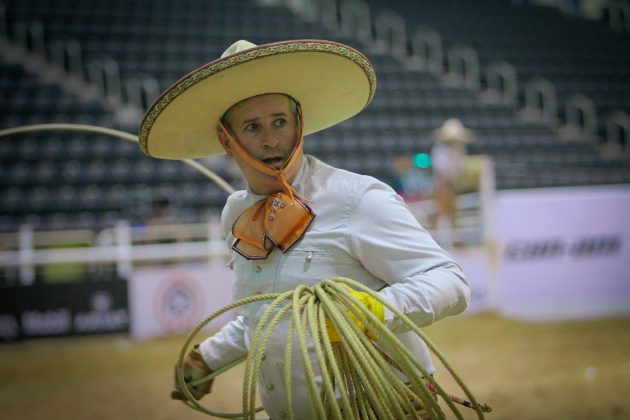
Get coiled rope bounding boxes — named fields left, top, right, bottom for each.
left=176, top=277, right=491, bottom=419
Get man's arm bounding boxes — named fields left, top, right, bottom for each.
left=173, top=316, right=248, bottom=400
left=197, top=192, right=251, bottom=370
left=198, top=315, right=248, bottom=371
left=348, top=183, right=470, bottom=332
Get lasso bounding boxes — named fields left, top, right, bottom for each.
left=0, top=123, right=235, bottom=194
left=1, top=124, right=491, bottom=419
left=176, top=277, right=491, bottom=419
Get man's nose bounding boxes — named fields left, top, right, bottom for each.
left=260, top=129, right=279, bottom=148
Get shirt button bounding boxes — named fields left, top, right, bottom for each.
left=255, top=265, right=262, bottom=273
left=266, top=383, right=275, bottom=391
left=305, top=252, right=313, bottom=262
left=279, top=413, right=287, bottom=419
left=261, top=353, right=266, bottom=361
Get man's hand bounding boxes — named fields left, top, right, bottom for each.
left=325, top=287, right=385, bottom=342
left=172, top=345, right=213, bottom=401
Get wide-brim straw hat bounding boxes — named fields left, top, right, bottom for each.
left=139, top=39, right=377, bottom=159
left=432, top=118, right=474, bottom=143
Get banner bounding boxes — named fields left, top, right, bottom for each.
left=0, top=279, right=129, bottom=342
left=129, top=261, right=235, bottom=339
left=451, top=247, right=498, bottom=314
left=496, top=186, right=630, bottom=321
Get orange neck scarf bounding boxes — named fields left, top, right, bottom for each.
left=219, top=105, right=315, bottom=260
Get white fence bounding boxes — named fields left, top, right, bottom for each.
left=2, top=185, right=629, bottom=328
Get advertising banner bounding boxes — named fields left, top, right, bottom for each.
left=0, top=279, right=129, bottom=342
left=451, top=247, right=498, bottom=314
left=496, top=186, right=630, bottom=321
left=129, top=261, right=235, bottom=339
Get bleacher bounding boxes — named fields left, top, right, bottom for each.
left=363, top=0, right=630, bottom=117
left=1, top=0, right=629, bottom=234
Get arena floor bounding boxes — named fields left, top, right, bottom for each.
left=1, top=313, right=628, bottom=420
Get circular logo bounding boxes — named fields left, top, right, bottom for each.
left=90, top=291, right=113, bottom=312
left=155, top=271, right=203, bottom=333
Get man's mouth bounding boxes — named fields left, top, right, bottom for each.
left=262, top=157, right=284, bottom=169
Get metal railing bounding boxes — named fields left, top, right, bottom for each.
left=408, top=27, right=443, bottom=75
left=564, top=94, right=598, bottom=138
left=483, top=61, right=518, bottom=107
left=522, top=77, right=558, bottom=124
left=606, top=111, right=630, bottom=155
left=0, top=5, right=160, bottom=125
left=0, top=219, right=228, bottom=285
left=373, top=10, right=407, bottom=59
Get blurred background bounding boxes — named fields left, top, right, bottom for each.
left=0, top=0, right=629, bottom=419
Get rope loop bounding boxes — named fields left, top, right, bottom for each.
left=175, top=277, right=491, bottom=419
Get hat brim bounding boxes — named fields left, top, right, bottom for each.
left=432, top=128, right=475, bottom=143
left=139, top=40, right=376, bottom=159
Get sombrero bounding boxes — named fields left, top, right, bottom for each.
left=432, top=118, right=474, bottom=143
left=139, top=39, right=377, bottom=159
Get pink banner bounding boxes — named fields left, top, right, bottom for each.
left=496, top=186, right=630, bottom=321
left=129, top=261, right=235, bottom=339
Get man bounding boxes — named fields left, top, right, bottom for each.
left=140, top=39, right=470, bottom=419
left=430, top=118, right=474, bottom=246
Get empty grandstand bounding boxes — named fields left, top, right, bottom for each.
left=1, top=0, right=629, bottom=236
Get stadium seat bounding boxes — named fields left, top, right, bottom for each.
left=1, top=0, right=629, bottom=233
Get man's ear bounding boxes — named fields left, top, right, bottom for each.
left=216, top=128, right=233, bottom=157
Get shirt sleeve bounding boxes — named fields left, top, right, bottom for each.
left=198, top=315, right=249, bottom=371
left=347, top=182, right=470, bottom=332
left=197, top=194, right=250, bottom=370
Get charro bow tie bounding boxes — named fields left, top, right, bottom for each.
left=231, top=192, right=315, bottom=259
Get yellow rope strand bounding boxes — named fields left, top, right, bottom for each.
left=316, top=283, right=400, bottom=419
left=293, top=287, right=327, bottom=419
left=322, top=281, right=441, bottom=418
left=333, top=278, right=490, bottom=416
left=321, top=282, right=421, bottom=417
left=245, top=290, right=296, bottom=418
left=314, top=303, right=354, bottom=419
left=0, top=124, right=236, bottom=195
left=178, top=292, right=278, bottom=417
left=305, top=295, right=342, bottom=420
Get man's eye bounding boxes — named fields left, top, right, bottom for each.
left=245, top=123, right=259, bottom=132
left=274, top=118, right=287, bottom=127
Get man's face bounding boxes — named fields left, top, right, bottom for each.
left=218, top=94, right=303, bottom=194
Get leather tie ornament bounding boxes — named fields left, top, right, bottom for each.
left=231, top=192, right=314, bottom=259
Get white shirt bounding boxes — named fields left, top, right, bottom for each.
left=431, top=142, right=466, bottom=182
left=199, top=155, right=470, bottom=418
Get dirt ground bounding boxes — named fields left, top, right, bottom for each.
left=1, top=313, right=629, bottom=420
